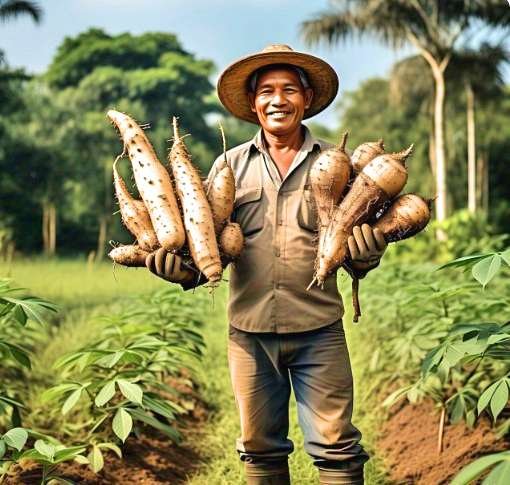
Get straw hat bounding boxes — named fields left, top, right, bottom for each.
left=217, top=44, right=339, bottom=124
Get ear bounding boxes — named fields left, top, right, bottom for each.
left=304, top=88, right=313, bottom=110
left=248, top=92, right=256, bottom=113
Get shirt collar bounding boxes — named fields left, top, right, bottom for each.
left=250, top=125, right=320, bottom=155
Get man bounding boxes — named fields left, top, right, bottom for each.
left=146, top=45, right=387, bottom=485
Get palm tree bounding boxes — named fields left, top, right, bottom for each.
left=0, top=0, right=41, bottom=23
left=0, top=0, right=42, bottom=63
left=449, top=44, right=507, bottom=213
left=301, top=1, right=510, bottom=227
left=389, top=44, right=507, bottom=214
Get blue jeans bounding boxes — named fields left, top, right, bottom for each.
left=228, top=320, right=369, bottom=484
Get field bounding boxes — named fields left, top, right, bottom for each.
left=1, top=253, right=508, bottom=484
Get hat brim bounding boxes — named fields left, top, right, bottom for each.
left=217, top=50, right=339, bottom=124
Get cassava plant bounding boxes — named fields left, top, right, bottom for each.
left=43, top=285, right=207, bottom=471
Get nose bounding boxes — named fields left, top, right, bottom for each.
left=270, top=90, right=286, bottom=106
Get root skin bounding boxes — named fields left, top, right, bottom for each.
left=113, top=157, right=159, bottom=251
left=374, top=193, right=431, bottom=242
left=169, top=117, right=222, bottom=283
left=107, top=110, right=185, bottom=252
left=108, top=245, right=149, bottom=267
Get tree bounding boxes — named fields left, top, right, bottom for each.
left=301, top=0, right=510, bottom=227
left=449, top=44, right=508, bottom=213
left=43, top=29, right=217, bottom=258
left=389, top=44, right=508, bottom=214
left=0, top=0, right=41, bottom=23
left=0, top=0, right=42, bottom=63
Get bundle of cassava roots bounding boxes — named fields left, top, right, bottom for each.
left=106, top=109, right=431, bottom=320
left=107, top=110, right=243, bottom=286
left=309, top=134, right=432, bottom=322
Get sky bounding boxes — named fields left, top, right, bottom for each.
left=1, top=0, right=416, bottom=127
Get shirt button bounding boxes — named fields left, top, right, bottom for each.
left=278, top=219, right=283, bottom=226
left=274, top=248, right=280, bottom=257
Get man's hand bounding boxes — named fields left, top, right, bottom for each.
left=145, top=248, right=195, bottom=284
left=346, top=223, right=387, bottom=277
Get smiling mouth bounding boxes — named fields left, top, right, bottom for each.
left=267, top=111, right=292, bottom=120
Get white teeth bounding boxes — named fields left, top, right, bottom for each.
left=268, top=112, right=289, bottom=119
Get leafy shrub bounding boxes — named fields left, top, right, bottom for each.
left=42, top=286, right=207, bottom=471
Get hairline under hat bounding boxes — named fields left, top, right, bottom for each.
left=248, top=64, right=311, bottom=93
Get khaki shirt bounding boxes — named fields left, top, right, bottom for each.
left=208, top=126, right=343, bottom=333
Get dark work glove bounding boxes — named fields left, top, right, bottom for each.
left=346, top=223, right=387, bottom=279
left=145, top=248, right=195, bottom=284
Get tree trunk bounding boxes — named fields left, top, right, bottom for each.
left=42, top=201, right=50, bottom=255
left=466, top=82, right=476, bottom=213
left=49, top=203, right=57, bottom=255
left=483, top=152, right=489, bottom=213
left=96, top=215, right=108, bottom=261
left=428, top=126, right=436, bottom=178
left=477, top=152, right=489, bottom=215
left=432, top=67, right=447, bottom=224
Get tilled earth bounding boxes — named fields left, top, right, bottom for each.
left=379, top=399, right=509, bottom=484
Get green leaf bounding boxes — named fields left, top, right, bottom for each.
left=97, top=351, right=125, bottom=368
left=74, top=455, right=90, bottom=465
left=112, top=408, right=132, bottom=443
left=0, top=460, right=13, bottom=475
left=97, top=442, right=122, bottom=458
left=451, top=451, right=510, bottom=485
left=34, top=440, right=56, bottom=461
left=88, top=445, right=104, bottom=473
left=478, top=381, right=499, bottom=414
left=437, top=253, right=489, bottom=270
left=128, top=408, right=181, bottom=442
left=484, top=460, right=510, bottom=485
left=6, top=343, right=31, bottom=369
left=53, top=445, right=87, bottom=464
left=3, top=428, right=28, bottom=451
left=142, top=396, right=176, bottom=420
left=490, top=381, right=509, bottom=421
left=41, top=383, right=81, bottom=402
left=500, top=248, right=510, bottom=267
left=0, top=439, right=6, bottom=459
left=382, top=385, right=413, bottom=408
left=62, top=388, right=82, bottom=415
left=95, top=381, right=116, bottom=407
left=2, top=295, right=57, bottom=325
left=472, top=255, right=502, bottom=288
left=450, top=396, right=465, bottom=424
left=117, top=380, right=143, bottom=405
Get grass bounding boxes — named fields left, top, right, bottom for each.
left=1, top=258, right=389, bottom=484
left=0, top=256, right=164, bottom=309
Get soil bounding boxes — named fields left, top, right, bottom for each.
left=6, top=379, right=209, bottom=485
left=379, top=400, right=509, bottom=484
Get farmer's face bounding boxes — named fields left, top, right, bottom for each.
left=248, top=68, right=313, bottom=136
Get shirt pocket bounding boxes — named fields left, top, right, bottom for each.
left=297, top=187, right=319, bottom=233
left=232, top=187, right=264, bottom=237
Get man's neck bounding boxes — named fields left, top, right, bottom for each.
left=260, top=126, right=305, bottom=180
left=261, top=126, right=305, bottom=153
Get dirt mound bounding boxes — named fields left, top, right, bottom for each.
left=379, top=400, right=508, bottom=484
